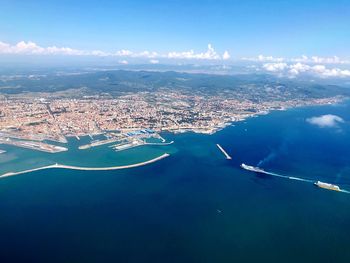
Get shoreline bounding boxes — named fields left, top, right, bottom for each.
left=0, top=153, right=170, bottom=179
left=1, top=97, right=344, bottom=145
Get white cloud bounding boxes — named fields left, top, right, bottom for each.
left=222, top=51, right=230, bottom=60
left=138, top=51, right=159, bottom=58
left=262, top=62, right=288, bottom=72
left=259, top=61, right=350, bottom=78
left=245, top=54, right=350, bottom=64
left=119, top=60, right=128, bottom=64
left=90, top=50, right=108, bottom=56
left=167, top=44, right=221, bottom=60
left=149, top=59, right=159, bottom=64
left=307, top=114, right=345, bottom=128
left=242, top=55, right=284, bottom=62
left=290, top=55, right=309, bottom=63
left=0, top=41, right=85, bottom=55
left=288, top=62, right=311, bottom=75
left=114, top=49, right=133, bottom=57
left=0, top=41, right=230, bottom=61
left=311, top=65, right=350, bottom=77
left=296, top=55, right=348, bottom=64
left=258, top=55, right=284, bottom=62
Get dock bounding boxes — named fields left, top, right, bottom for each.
left=79, top=137, right=123, bottom=150
left=216, top=144, right=232, bottom=159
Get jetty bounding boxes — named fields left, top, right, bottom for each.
left=0, top=153, right=170, bottom=179
left=216, top=144, right=232, bottom=159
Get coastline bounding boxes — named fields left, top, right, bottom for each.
left=0, top=97, right=345, bottom=149
left=164, top=96, right=347, bottom=136
left=0, top=153, right=170, bottom=179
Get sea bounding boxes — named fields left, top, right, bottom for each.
left=0, top=100, right=350, bottom=263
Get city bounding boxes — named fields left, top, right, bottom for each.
left=0, top=88, right=342, bottom=152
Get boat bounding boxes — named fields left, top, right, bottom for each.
left=314, top=181, right=341, bottom=191
left=240, top=163, right=266, bottom=174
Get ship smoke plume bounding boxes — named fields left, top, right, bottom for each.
left=257, top=139, right=290, bottom=167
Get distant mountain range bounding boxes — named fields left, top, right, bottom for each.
left=1, top=69, right=349, bottom=102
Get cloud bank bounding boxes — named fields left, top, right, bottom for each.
left=0, top=41, right=85, bottom=56
left=261, top=62, right=350, bottom=78
left=243, top=55, right=350, bottom=64
left=0, top=41, right=230, bottom=61
left=2, top=41, right=349, bottom=77
left=306, top=114, right=345, bottom=128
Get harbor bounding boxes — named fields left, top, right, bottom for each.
left=78, top=137, right=124, bottom=150
left=79, top=130, right=171, bottom=153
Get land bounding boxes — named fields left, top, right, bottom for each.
left=0, top=69, right=348, bottom=151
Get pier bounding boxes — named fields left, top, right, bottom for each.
left=145, top=140, right=174, bottom=146
left=216, top=144, right=232, bottom=159
left=0, top=153, right=170, bottom=179
left=79, top=137, right=124, bottom=150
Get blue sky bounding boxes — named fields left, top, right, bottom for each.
left=0, top=0, right=349, bottom=60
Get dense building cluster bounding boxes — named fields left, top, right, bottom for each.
left=0, top=90, right=342, bottom=142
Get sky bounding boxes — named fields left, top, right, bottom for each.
left=0, top=0, right=350, bottom=75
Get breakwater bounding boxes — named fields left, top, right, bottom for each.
left=216, top=144, right=232, bottom=159
left=0, top=153, right=170, bottom=179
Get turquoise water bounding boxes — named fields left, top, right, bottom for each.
left=0, top=101, right=350, bottom=262
left=0, top=136, right=177, bottom=175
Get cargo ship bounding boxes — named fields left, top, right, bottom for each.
left=314, top=181, right=341, bottom=191
left=240, top=163, right=266, bottom=174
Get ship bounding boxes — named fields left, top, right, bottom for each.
left=314, top=181, right=341, bottom=191
left=240, top=163, right=266, bottom=174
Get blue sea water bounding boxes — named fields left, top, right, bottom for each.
left=0, top=101, right=350, bottom=263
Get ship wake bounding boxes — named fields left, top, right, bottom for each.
left=241, top=164, right=349, bottom=193
left=263, top=171, right=313, bottom=183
